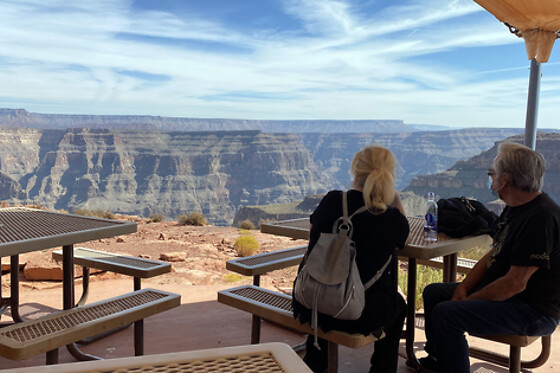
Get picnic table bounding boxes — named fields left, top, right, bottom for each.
left=260, top=216, right=492, bottom=370
left=0, top=207, right=180, bottom=364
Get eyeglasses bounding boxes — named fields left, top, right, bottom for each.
left=487, top=169, right=496, bottom=177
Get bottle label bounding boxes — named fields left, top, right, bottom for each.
left=425, top=213, right=437, bottom=227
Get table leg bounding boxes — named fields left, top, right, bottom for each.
left=63, top=244, right=75, bottom=310
left=251, top=275, right=261, bottom=344
left=10, top=255, right=25, bottom=322
left=62, top=244, right=100, bottom=361
left=443, top=253, right=457, bottom=283
left=405, top=254, right=459, bottom=372
left=405, top=257, right=420, bottom=370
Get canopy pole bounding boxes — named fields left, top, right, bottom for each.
left=524, top=58, right=541, bottom=150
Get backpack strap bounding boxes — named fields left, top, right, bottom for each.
left=333, top=192, right=369, bottom=235
left=364, top=255, right=392, bottom=290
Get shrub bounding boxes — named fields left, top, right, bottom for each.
left=239, top=229, right=251, bottom=236
left=398, top=264, right=443, bottom=310
left=177, top=212, right=208, bottom=226
left=258, top=219, right=273, bottom=229
left=177, top=214, right=188, bottom=225
left=239, top=219, right=254, bottom=230
left=149, top=213, right=164, bottom=223
left=233, top=235, right=259, bottom=257
left=73, top=208, right=115, bottom=220
left=187, top=212, right=208, bottom=226
left=223, top=273, right=245, bottom=283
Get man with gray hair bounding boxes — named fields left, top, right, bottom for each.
left=414, top=142, right=560, bottom=373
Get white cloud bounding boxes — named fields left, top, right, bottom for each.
left=0, top=0, right=557, bottom=129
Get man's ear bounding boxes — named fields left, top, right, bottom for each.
left=501, top=173, right=510, bottom=186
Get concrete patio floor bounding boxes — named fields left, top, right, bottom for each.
left=1, top=278, right=558, bottom=372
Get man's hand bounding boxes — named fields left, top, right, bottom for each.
left=451, top=283, right=469, bottom=301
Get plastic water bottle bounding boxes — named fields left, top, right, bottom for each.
left=424, top=192, right=438, bottom=242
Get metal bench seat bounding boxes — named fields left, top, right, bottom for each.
left=218, top=285, right=381, bottom=373
left=0, top=289, right=180, bottom=363
left=52, top=247, right=171, bottom=282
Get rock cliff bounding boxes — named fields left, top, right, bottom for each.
left=403, top=132, right=560, bottom=204
left=299, top=128, right=523, bottom=189
left=0, top=128, right=334, bottom=225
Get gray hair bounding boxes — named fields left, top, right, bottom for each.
left=496, top=142, right=545, bottom=192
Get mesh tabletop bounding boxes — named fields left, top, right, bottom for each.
left=0, top=207, right=137, bottom=257
left=8, top=342, right=312, bottom=373
left=260, top=216, right=491, bottom=260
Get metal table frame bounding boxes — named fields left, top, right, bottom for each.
left=0, top=207, right=137, bottom=361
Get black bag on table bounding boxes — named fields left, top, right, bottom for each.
left=437, top=197, right=498, bottom=238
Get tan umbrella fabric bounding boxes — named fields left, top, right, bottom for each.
left=474, top=0, right=560, bottom=62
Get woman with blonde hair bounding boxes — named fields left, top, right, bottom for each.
left=293, top=145, right=409, bottom=373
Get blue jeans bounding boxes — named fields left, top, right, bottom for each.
left=423, top=282, right=559, bottom=373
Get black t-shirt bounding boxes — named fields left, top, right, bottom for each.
left=293, top=189, right=410, bottom=335
left=480, top=192, right=560, bottom=318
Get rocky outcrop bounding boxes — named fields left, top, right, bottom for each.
left=299, top=128, right=524, bottom=190
left=0, top=128, right=334, bottom=225
left=233, top=194, right=323, bottom=227
left=403, top=133, right=560, bottom=204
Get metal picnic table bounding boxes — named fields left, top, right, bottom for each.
left=0, top=207, right=137, bottom=359
left=260, top=216, right=492, bottom=370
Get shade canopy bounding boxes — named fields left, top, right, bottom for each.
left=474, top=0, right=560, bottom=62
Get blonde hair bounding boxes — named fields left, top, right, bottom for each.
left=350, top=146, right=396, bottom=211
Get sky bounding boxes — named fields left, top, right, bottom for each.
left=0, top=0, right=559, bottom=129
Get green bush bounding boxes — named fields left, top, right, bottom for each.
left=239, top=229, right=251, bottom=235
left=223, top=273, right=245, bottom=283
left=398, top=265, right=443, bottom=311
left=239, top=219, right=254, bottom=230
left=233, top=235, right=259, bottom=257
left=149, top=213, right=164, bottom=222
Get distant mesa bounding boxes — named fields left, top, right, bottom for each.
left=0, top=108, right=410, bottom=133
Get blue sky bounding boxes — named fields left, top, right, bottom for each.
left=0, top=0, right=559, bottom=129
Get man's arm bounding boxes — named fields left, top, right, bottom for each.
left=466, top=265, right=539, bottom=301
left=451, top=252, right=490, bottom=300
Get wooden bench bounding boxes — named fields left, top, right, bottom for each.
left=218, top=285, right=381, bottom=373
left=0, top=288, right=180, bottom=364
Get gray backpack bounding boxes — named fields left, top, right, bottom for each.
left=293, top=191, right=391, bottom=348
